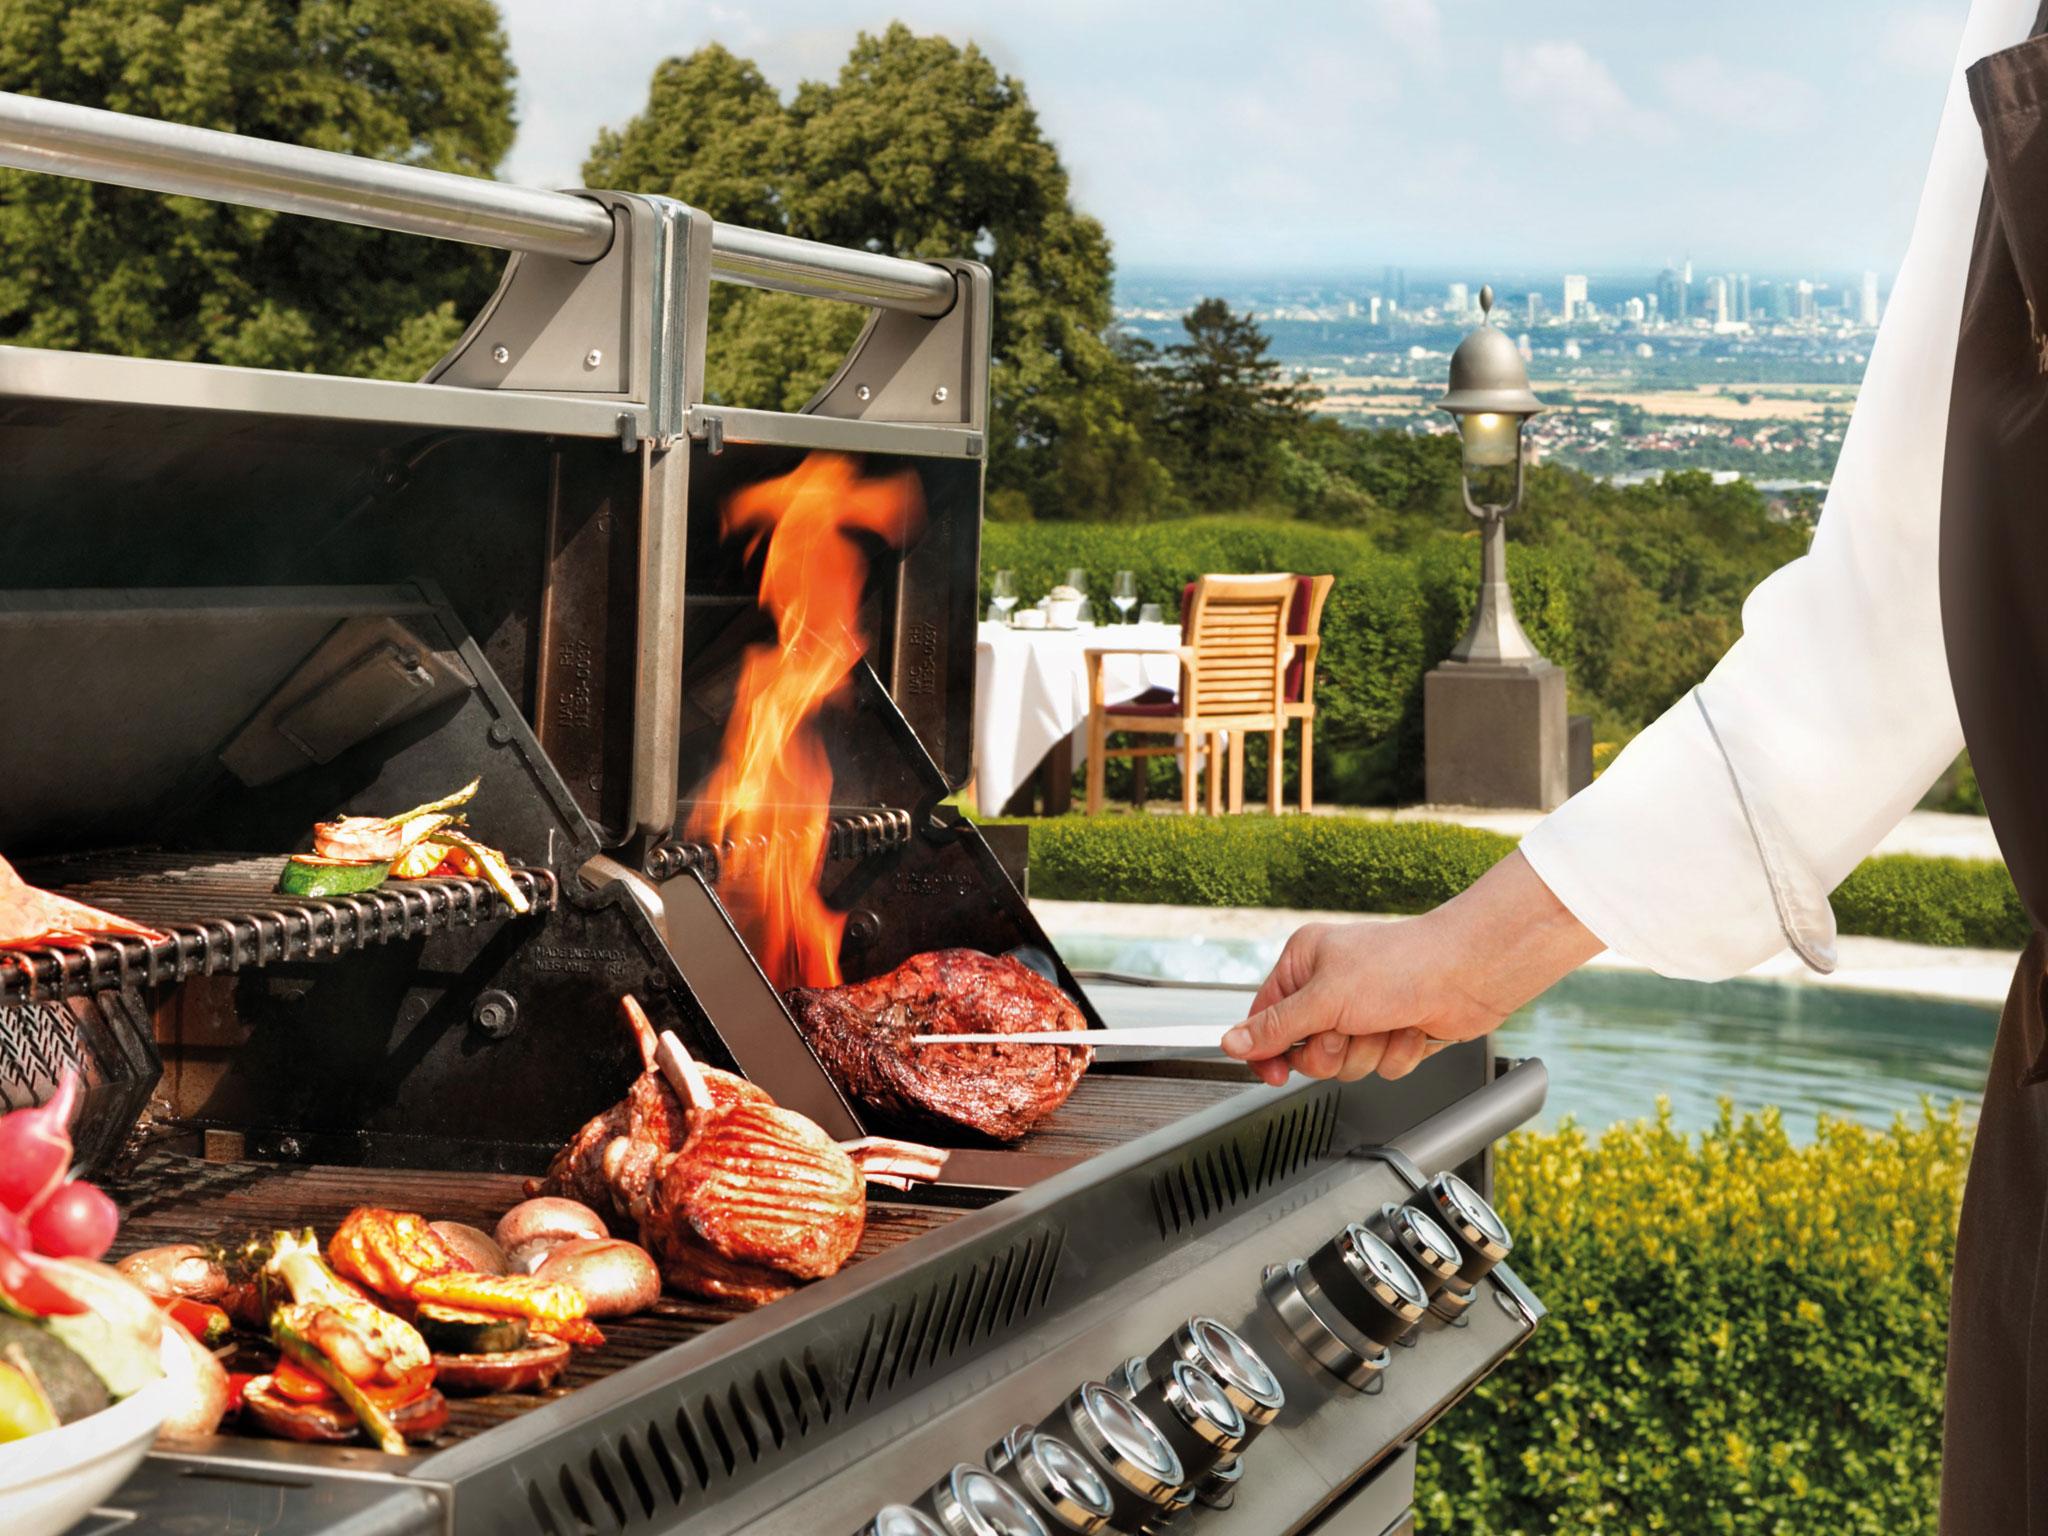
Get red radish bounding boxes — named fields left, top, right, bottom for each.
left=28, top=1179, right=119, bottom=1260
left=0, top=1073, right=78, bottom=1217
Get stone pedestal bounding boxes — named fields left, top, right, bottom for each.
left=1424, top=658, right=1568, bottom=810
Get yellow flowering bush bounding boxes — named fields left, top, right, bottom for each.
left=1417, top=1102, right=1973, bottom=1534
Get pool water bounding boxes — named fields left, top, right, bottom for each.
left=1058, top=932, right=1999, bottom=1138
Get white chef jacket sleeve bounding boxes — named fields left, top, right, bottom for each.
left=1517, top=0, right=2030, bottom=983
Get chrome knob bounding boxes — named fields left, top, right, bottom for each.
left=1036, top=1383, right=1183, bottom=1529
left=1143, top=1317, right=1284, bottom=1434
left=1131, top=1359, right=1247, bottom=1480
left=1304, top=1223, right=1429, bottom=1347
left=1371, top=1202, right=1462, bottom=1298
left=913, top=1463, right=1053, bottom=1536
left=855, top=1503, right=950, bottom=1536
left=1407, top=1172, right=1512, bottom=1317
left=986, top=1426, right=1116, bottom=1534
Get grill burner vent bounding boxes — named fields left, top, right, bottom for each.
left=0, top=850, right=555, bottom=1004
left=1149, top=1087, right=1340, bottom=1240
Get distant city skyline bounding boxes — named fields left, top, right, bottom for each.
left=496, top=0, right=1966, bottom=276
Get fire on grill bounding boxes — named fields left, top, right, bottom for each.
left=0, top=89, right=1547, bottom=1536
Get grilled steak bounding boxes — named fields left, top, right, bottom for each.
left=786, top=949, right=1091, bottom=1143
left=641, top=1100, right=864, bottom=1305
left=532, top=1010, right=765, bottom=1231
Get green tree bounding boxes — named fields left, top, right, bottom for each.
left=1155, top=298, right=1314, bottom=510
left=585, top=24, right=1169, bottom=520
left=0, top=0, right=517, bottom=378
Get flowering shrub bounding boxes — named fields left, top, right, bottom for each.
left=1417, top=1103, right=1973, bottom=1533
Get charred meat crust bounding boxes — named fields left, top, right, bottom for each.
left=786, top=949, right=1091, bottom=1142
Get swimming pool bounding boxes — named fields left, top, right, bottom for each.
left=1059, top=931, right=1998, bottom=1138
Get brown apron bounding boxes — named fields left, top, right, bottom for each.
left=1940, top=14, right=2048, bottom=1529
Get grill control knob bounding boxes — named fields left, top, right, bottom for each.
left=1304, top=1223, right=1429, bottom=1347
left=1371, top=1201, right=1463, bottom=1300
left=1143, top=1317, right=1284, bottom=1438
left=854, top=1505, right=949, bottom=1536
left=987, top=1426, right=1117, bottom=1534
left=1130, top=1359, right=1247, bottom=1480
left=1406, top=1171, right=1513, bottom=1318
left=1036, top=1383, right=1183, bottom=1531
left=912, top=1463, right=1053, bottom=1536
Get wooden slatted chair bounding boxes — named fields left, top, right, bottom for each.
left=1084, top=574, right=1295, bottom=815
left=1285, top=575, right=1336, bottom=812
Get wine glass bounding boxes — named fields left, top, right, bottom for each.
left=991, top=569, right=1018, bottom=623
left=1065, top=568, right=1093, bottom=625
left=1111, top=570, right=1138, bottom=624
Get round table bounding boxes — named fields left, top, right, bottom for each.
left=974, top=620, right=1182, bottom=815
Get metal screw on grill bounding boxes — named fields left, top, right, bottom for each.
left=584, top=348, right=603, bottom=368
left=844, top=910, right=881, bottom=948
left=489, top=719, right=514, bottom=746
left=491, top=344, right=510, bottom=364
left=856, top=384, right=872, bottom=401
left=933, top=385, right=949, bottom=403
left=471, top=989, right=519, bottom=1039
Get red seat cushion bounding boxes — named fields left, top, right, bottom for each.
left=1106, top=697, right=1183, bottom=718
left=1283, top=576, right=1313, bottom=703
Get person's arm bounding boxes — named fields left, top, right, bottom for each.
left=1227, top=0, right=2034, bottom=1080
left=1224, top=851, right=1602, bottom=1086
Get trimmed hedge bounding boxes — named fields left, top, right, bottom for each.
left=980, top=517, right=1575, bottom=802
left=999, top=813, right=2030, bottom=950
left=1419, top=1103, right=1970, bottom=1531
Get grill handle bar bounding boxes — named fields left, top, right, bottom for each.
left=0, top=90, right=957, bottom=315
left=1391, top=1056, right=1547, bottom=1173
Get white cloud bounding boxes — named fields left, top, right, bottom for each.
left=1882, top=6, right=1964, bottom=74
left=1374, top=0, right=1442, bottom=59
left=1659, top=55, right=1823, bottom=133
left=1501, top=41, right=1669, bottom=145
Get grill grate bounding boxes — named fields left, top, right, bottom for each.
left=100, top=1153, right=967, bottom=1449
left=641, top=809, right=914, bottom=882
left=0, top=850, right=555, bottom=1005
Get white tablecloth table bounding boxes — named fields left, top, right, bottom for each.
left=973, top=620, right=1183, bottom=814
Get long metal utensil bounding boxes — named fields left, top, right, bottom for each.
left=910, top=1024, right=1236, bottom=1054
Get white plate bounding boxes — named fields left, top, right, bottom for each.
left=0, top=1376, right=171, bottom=1536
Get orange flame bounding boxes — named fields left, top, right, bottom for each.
left=688, top=453, right=925, bottom=989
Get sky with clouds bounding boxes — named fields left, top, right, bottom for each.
left=495, top=0, right=1969, bottom=278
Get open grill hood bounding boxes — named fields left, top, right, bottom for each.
left=0, top=90, right=1548, bottom=1536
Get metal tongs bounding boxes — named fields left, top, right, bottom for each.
left=909, top=1023, right=1236, bottom=1055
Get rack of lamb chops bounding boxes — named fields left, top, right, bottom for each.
left=533, top=999, right=947, bottom=1304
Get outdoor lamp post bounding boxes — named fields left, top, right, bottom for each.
left=1423, top=285, right=1578, bottom=810
left=1437, top=286, right=1544, bottom=664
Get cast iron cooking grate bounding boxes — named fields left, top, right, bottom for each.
left=0, top=850, right=555, bottom=1005
left=640, top=808, right=915, bottom=882
left=1149, top=1086, right=1341, bottom=1240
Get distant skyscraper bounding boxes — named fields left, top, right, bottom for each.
left=1446, top=281, right=1470, bottom=318
left=1657, top=266, right=1687, bottom=321
left=1368, top=295, right=1383, bottom=324
left=1525, top=292, right=1543, bottom=324
left=1624, top=296, right=1646, bottom=323
left=1707, top=275, right=1729, bottom=327
left=1562, top=273, right=1589, bottom=322
left=1795, top=278, right=1817, bottom=322
left=1383, top=266, right=1408, bottom=310
left=1860, top=271, right=1881, bottom=326
left=1737, top=273, right=1752, bottom=324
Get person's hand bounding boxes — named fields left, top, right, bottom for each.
left=1222, top=851, right=1601, bottom=1085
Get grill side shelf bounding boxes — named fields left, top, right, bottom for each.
left=0, top=852, right=556, bottom=1005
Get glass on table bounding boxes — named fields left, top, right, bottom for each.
left=1064, top=567, right=1094, bottom=625
left=1139, top=602, right=1165, bottom=624
left=1112, top=570, right=1138, bottom=624
left=990, top=569, right=1018, bottom=623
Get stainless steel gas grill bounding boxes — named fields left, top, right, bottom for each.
left=0, top=93, right=1549, bottom=1536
